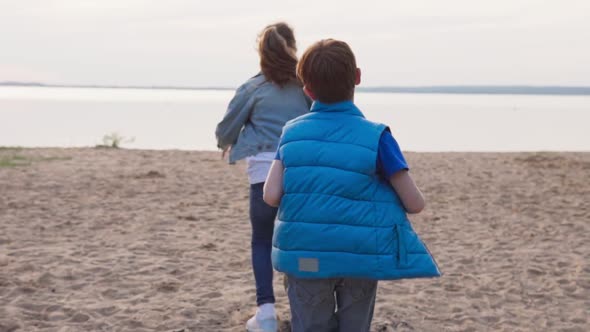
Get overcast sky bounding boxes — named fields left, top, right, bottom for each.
left=1, top=0, right=589, bottom=87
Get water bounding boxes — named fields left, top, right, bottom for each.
left=1, top=86, right=589, bottom=151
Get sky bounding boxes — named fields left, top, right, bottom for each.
left=1, top=0, right=589, bottom=87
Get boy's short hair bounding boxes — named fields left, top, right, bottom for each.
left=297, top=39, right=357, bottom=103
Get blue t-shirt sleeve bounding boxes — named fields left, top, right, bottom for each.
left=275, top=148, right=281, bottom=160
left=377, top=129, right=409, bottom=179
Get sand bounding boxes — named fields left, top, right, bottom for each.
left=0, top=148, right=588, bottom=332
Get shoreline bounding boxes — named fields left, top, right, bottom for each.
left=2, top=146, right=590, bottom=154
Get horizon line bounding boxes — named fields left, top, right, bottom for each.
left=1, top=81, right=590, bottom=95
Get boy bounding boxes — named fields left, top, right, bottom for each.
left=264, top=39, right=440, bottom=332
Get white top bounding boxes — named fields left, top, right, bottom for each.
left=246, top=152, right=276, bottom=184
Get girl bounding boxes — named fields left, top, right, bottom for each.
left=215, top=22, right=310, bottom=332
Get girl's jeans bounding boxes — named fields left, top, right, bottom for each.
left=249, top=182, right=278, bottom=305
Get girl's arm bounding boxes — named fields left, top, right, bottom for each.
left=215, top=84, right=255, bottom=150
left=263, top=160, right=284, bottom=207
left=389, top=170, right=425, bottom=214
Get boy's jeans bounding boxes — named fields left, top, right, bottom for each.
left=287, top=275, right=378, bottom=332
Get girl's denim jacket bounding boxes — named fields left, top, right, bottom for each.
left=215, top=73, right=311, bottom=164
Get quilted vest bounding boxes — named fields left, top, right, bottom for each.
left=271, top=100, right=440, bottom=280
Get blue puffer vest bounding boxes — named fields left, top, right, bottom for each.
left=271, top=101, right=440, bottom=280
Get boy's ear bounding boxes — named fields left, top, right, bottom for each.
left=355, top=68, right=361, bottom=86
left=303, top=85, right=317, bottom=100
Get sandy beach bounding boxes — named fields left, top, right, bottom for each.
left=0, top=148, right=588, bottom=332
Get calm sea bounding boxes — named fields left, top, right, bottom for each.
left=1, top=86, right=588, bottom=152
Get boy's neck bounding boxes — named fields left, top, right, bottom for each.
left=311, top=99, right=363, bottom=114
left=316, top=97, right=354, bottom=105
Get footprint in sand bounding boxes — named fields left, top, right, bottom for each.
left=155, top=281, right=180, bottom=293
left=557, top=261, right=569, bottom=268
left=571, top=317, right=587, bottom=324
left=0, top=254, right=10, bottom=266
left=201, top=291, right=222, bottom=299
left=374, top=320, right=415, bottom=332
left=527, top=267, right=545, bottom=276
left=46, top=311, right=69, bottom=322
left=96, top=306, right=120, bottom=317
left=134, top=170, right=165, bottom=179
left=37, top=272, right=56, bottom=287
left=41, top=305, right=77, bottom=322
left=557, top=278, right=570, bottom=285
left=200, top=243, right=217, bottom=250
left=443, top=283, right=461, bottom=292
left=16, top=286, right=36, bottom=295
left=70, top=312, right=90, bottom=323
left=178, top=308, right=195, bottom=319
left=457, top=257, right=474, bottom=265
left=101, top=288, right=126, bottom=300
left=0, top=321, right=20, bottom=332
left=178, top=215, right=198, bottom=221
left=577, top=279, right=590, bottom=290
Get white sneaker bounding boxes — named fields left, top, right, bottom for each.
left=246, top=303, right=277, bottom=332
left=245, top=314, right=278, bottom=332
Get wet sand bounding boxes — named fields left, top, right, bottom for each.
left=0, top=148, right=588, bottom=332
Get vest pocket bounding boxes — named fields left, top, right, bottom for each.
left=394, top=225, right=408, bottom=268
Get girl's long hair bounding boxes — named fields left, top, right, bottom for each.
left=257, top=22, right=299, bottom=87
